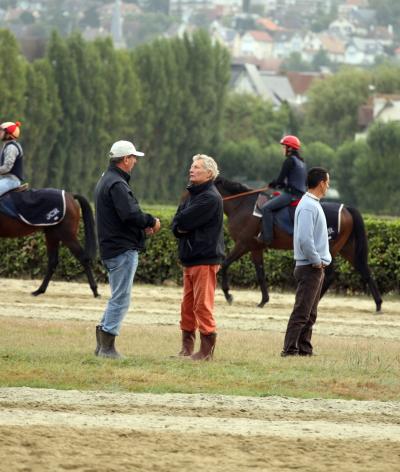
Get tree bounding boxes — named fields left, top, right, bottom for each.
left=334, top=139, right=369, bottom=206
left=23, top=59, right=61, bottom=188
left=222, top=94, right=291, bottom=148
left=45, top=31, right=81, bottom=189
left=303, top=68, right=370, bottom=147
left=0, top=29, right=26, bottom=120
left=353, top=122, right=400, bottom=214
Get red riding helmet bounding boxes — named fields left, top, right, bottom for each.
left=280, top=135, right=301, bottom=150
left=0, top=121, right=21, bottom=139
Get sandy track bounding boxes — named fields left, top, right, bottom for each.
left=1, top=279, right=400, bottom=470
left=0, top=278, right=399, bottom=339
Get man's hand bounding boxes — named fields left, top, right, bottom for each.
left=145, top=218, right=161, bottom=236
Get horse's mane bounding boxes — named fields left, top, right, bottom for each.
left=215, top=176, right=252, bottom=195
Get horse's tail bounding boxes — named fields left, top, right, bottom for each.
left=346, top=205, right=383, bottom=311
left=346, top=206, right=369, bottom=274
left=73, top=194, right=97, bottom=261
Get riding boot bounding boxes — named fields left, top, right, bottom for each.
left=261, top=210, right=274, bottom=244
left=178, top=330, right=196, bottom=357
left=94, top=325, right=102, bottom=356
left=98, top=329, right=122, bottom=359
left=191, top=332, right=217, bottom=361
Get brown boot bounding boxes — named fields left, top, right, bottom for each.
left=98, top=330, right=122, bottom=359
left=191, top=332, right=217, bottom=361
left=94, top=325, right=102, bottom=356
left=178, top=330, right=196, bottom=357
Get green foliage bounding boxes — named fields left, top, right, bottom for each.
left=0, top=208, right=398, bottom=295
left=303, top=68, right=370, bottom=147
left=0, top=29, right=26, bottom=118
left=353, top=122, right=400, bottom=214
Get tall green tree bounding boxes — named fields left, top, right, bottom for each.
left=0, top=29, right=26, bottom=121
left=303, top=68, right=370, bottom=147
left=46, top=31, right=81, bottom=189
left=353, top=122, right=400, bottom=214
left=23, top=59, right=61, bottom=188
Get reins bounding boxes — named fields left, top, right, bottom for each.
left=222, top=186, right=270, bottom=201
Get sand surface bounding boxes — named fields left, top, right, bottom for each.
left=0, top=278, right=399, bottom=471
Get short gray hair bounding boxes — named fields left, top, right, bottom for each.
left=192, top=154, right=219, bottom=180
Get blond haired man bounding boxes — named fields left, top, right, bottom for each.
left=172, top=154, right=224, bottom=361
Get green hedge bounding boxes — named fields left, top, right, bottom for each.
left=0, top=208, right=398, bottom=295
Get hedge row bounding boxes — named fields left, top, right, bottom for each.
left=0, top=208, right=398, bottom=295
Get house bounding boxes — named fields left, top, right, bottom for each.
left=255, top=17, right=286, bottom=35
left=286, top=71, right=325, bottom=105
left=318, top=33, right=345, bottom=63
left=230, top=62, right=295, bottom=108
left=345, top=37, right=384, bottom=65
left=356, top=94, right=400, bottom=139
left=328, top=18, right=355, bottom=39
left=210, top=21, right=241, bottom=56
left=239, top=30, right=273, bottom=60
left=272, top=30, right=304, bottom=59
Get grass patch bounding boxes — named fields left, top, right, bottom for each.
left=1, top=317, right=399, bottom=400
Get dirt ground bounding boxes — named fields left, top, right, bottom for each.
left=0, top=278, right=400, bottom=471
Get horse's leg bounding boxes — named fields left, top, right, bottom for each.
left=340, top=242, right=382, bottom=313
left=220, top=241, right=250, bottom=305
left=62, top=237, right=99, bottom=298
left=32, top=235, right=60, bottom=296
left=341, top=207, right=382, bottom=312
left=250, top=249, right=269, bottom=307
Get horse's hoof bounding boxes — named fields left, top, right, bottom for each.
left=226, top=294, right=233, bottom=305
left=94, top=293, right=101, bottom=298
left=31, top=290, right=44, bottom=297
left=375, top=303, right=382, bottom=313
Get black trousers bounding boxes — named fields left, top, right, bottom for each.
left=282, top=265, right=325, bottom=355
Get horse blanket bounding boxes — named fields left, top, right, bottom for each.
left=254, top=193, right=343, bottom=241
left=0, top=188, right=66, bottom=226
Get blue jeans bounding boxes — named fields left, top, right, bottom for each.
left=100, top=250, right=139, bottom=336
left=0, top=174, right=21, bottom=197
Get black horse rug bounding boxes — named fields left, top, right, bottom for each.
left=0, top=188, right=66, bottom=225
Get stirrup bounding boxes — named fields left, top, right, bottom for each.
left=14, top=183, right=29, bottom=192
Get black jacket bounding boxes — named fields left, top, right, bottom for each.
left=270, top=154, right=307, bottom=196
left=172, top=180, right=224, bottom=267
left=94, top=164, right=156, bottom=260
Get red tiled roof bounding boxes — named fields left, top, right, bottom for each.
left=286, top=72, right=323, bottom=95
left=246, top=30, right=273, bottom=42
left=256, top=18, right=285, bottom=32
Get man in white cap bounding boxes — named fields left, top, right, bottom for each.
left=94, top=140, right=161, bottom=358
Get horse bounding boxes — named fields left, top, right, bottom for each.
left=0, top=192, right=99, bottom=297
left=214, top=176, right=382, bottom=312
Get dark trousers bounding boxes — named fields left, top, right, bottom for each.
left=282, top=265, right=325, bottom=355
left=261, top=193, right=292, bottom=243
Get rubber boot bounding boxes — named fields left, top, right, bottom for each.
left=191, top=333, right=217, bottom=361
left=98, top=329, right=122, bottom=359
left=178, top=330, right=196, bottom=357
left=94, top=325, right=102, bottom=356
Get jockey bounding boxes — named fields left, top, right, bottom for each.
left=260, top=135, right=307, bottom=244
left=0, top=121, right=24, bottom=197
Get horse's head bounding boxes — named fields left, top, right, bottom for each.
left=214, top=176, right=251, bottom=197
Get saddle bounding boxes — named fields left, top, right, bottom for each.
left=253, top=191, right=343, bottom=240
left=0, top=187, right=66, bottom=226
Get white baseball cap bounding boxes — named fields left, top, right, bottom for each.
left=109, top=140, right=145, bottom=158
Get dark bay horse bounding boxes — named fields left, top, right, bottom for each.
left=0, top=192, right=99, bottom=297
left=214, top=176, right=382, bottom=312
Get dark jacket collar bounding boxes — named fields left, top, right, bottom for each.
left=108, top=163, right=131, bottom=183
left=187, top=179, right=214, bottom=195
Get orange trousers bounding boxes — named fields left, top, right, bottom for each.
left=180, top=265, right=220, bottom=335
